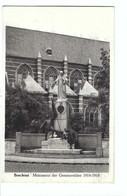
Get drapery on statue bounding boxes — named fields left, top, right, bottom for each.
left=54, top=71, right=68, bottom=100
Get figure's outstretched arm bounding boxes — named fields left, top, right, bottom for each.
left=54, top=76, right=59, bottom=84
left=40, top=121, right=46, bottom=129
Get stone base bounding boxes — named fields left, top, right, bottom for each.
left=15, top=145, right=21, bottom=153
left=34, top=149, right=82, bottom=154
left=103, top=149, right=109, bottom=157
left=42, top=138, right=70, bottom=149
left=5, top=140, right=16, bottom=155
left=96, top=147, right=103, bottom=157
left=102, top=140, right=109, bottom=157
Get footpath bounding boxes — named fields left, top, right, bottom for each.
left=5, top=155, right=109, bottom=165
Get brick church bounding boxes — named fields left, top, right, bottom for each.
left=5, top=26, right=109, bottom=128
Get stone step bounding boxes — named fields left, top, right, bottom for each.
left=17, top=152, right=97, bottom=159
left=25, top=149, right=82, bottom=155
left=81, top=151, right=96, bottom=155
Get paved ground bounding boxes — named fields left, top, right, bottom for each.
left=5, top=155, right=109, bottom=164
left=5, top=161, right=109, bottom=173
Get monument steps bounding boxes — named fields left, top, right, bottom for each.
left=22, top=150, right=96, bottom=158
left=81, top=151, right=96, bottom=155
left=24, top=149, right=82, bottom=155
left=17, top=153, right=97, bottom=159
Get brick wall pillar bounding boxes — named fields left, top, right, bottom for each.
left=87, top=58, right=92, bottom=85
left=78, top=89, right=84, bottom=113
left=63, top=55, right=68, bottom=76
left=98, top=105, right=102, bottom=127
left=48, top=86, right=53, bottom=109
left=37, top=51, right=42, bottom=85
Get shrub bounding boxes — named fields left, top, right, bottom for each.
left=5, top=86, right=52, bottom=138
left=70, top=113, right=84, bottom=133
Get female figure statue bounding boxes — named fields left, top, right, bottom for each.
left=54, top=71, right=68, bottom=100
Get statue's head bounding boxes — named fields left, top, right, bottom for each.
left=46, top=115, right=49, bottom=119
left=60, top=71, right=63, bottom=76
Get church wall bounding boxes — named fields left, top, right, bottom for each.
left=92, top=66, right=99, bottom=77
left=6, top=56, right=37, bottom=84
left=42, top=60, right=63, bottom=69
left=6, top=55, right=99, bottom=89
left=68, top=63, right=88, bottom=80
left=6, top=55, right=99, bottom=117
left=92, top=66, right=100, bottom=85
left=67, top=96, right=79, bottom=113
left=41, top=60, right=63, bottom=86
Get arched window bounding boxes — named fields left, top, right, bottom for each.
left=43, top=66, right=58, bottom=90
left=16, top=64, right=33, bottom=84
left=85, top=105, right=98, bottom=127
left=70, top=69, right=84, bottom=90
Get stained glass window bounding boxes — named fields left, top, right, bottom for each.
left=44, top=66, right=58, bottom=90
left=16, top=64, right=33, bottom=84
left=70, top=69, right=83, bottom=90
left=85, top=106, right=98, bottom=127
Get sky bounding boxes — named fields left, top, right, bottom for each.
left=3, top=6, right=114, bottom=41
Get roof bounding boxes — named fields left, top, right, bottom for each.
left=6, top=26, right=109, bottom=66
left=23, top=75, right=47, bottom=94
left=80, top=81, right=98, bottom=97
left=52, top=83, right=76, bottom=96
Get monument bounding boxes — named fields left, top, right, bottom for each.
left=14, top=71, right=103, bottom=156
left=41, top=71, right=80, bottom=152
left=54, top=71, right=69, bottom=132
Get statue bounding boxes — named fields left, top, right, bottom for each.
left=30, top=117, right=41, bottom=133
left=53, top=71, right=69, bottom=132
left=54, top=71, right=68, bottom=100
left=64, top=128, right=78, bottom=149
left=40, top=115, right=54, bottom=140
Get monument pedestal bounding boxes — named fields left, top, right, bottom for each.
left=54, top=99, right=69, bottom=132
left=42, top=138, right=70, bottom=149
left=35, top=148, right=82, bottom=154
left=28, top=138, right=82, bottom=155
left=96, top=147, right=103, bottom=157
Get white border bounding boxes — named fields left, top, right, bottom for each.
left=1, top=0, right=127, bottom=196
left=2, top=5, right=114, bottom=183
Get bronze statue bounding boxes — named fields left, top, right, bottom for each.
left=64, top=128, right=78, bottom=149
left=30, top=117, right=41, bottom=133
left=40, top=115, right=54, bottom=140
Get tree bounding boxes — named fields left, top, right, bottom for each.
left=94, top=48, right=110, bottom=138
left=70, top=113, right=84, bottom=133
left=5, top=86, right=52, bottom=138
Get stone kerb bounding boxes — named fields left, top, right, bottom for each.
left=96, top=132, right=103, bottom=157
left=102, top=138, right=109, bottom=157
left=5, top=139, right=16, bottom=155
left=15, top=132, right=45, bottom=153
left=15, top=132, right=103, bottom=157
left=78, top=134, right=97, bottom=150
left=15, top=132, right=22, bottom=153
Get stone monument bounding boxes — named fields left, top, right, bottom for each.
left=54, top=71, right=69, bottom=132
left=41, top=71, right=81, bottom=153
